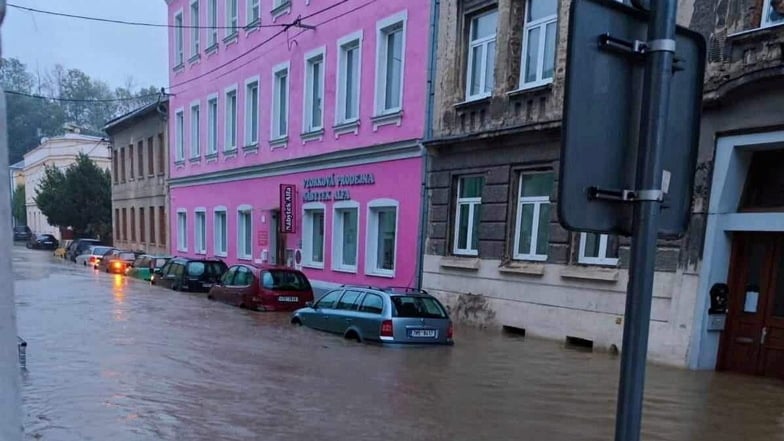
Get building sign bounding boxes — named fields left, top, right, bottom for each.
left=280, top=184, right=296, bottom=233
left=302, top=173, right=376, bottom=202
left=257, top=230, right=269, bottom=247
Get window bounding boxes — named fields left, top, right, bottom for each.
left=120, top=147, right=126, bottom=182
left=112, top=152, right=118, bottom=183
left=214, top=208, right=228, bottom=256
left=248, top=0, right=260, bottom=25
left=579, top=233, right=619, bottom=266
left=336, top=290, right=362, bottom=311
left=137, top=140, right=144, bottom=177
left=375, top=13, right=406, bottom=114
left=149, top=206, right=156, bottom=244
left=234, top=266, right=253, bottom=286
left=237, top=207, right=252, bottom=259
left=140, top=207, right=146, bottom=243
left=221, top=267, right=238, bottom=285
left=303, top=49, right=324, bottom=132
left=366, top=200, right=398, bottom=276
left=207, top=96, right=218, bottom=154
left=272, top=63, right=289, bottom=139
left=315, top=290, right=342, bottom=309
left=225, top=88, right=238, bottom=150
left=147, top=137, right=154, bottom=175
left=332, top=204, right=358, bottom=272
left=207, top=0, right=218, bottom=47
left=466, top=9, right=497, bottom=100
left=130, top=207, right=136, bottom=241
left=175, top=110, right=185, bottom=161
left=190, top=102, right=201, bottom=158
left=190, top=0, right=200, bottom=56
left=245, top=79, right=259, bottom=145
left=520, top=0, right=557, bottom=89
left=762, top=0, right=784, bottom=27
left=129, top=144, right=135, bottom=179
left=226, top=0, right=238, bottom=36
left=174, top=12, right=184, bottom=65
left=159, top=206, right=167, bottom=245
left=195, top=210, right=206, bottom=254
left=177, top=210, right=188, bottom=251
left=391, top=297, right=447, bottom=318
left=302, top=204, right=325, bottom=268
left=157, top=133, right=166, bottom=174
left=453, top=176, right=483, bottom=256
left=513, top=172, right=553, bottom=261
left=359, top=293, right=383, bottom=314
left=336, top=33, right=362, bottom=123
left=115, top=208, right=120, bottom=239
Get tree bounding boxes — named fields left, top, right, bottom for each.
left=34, top=154, right=111, bottom=238
left=11, top=184, right=26, bottom=225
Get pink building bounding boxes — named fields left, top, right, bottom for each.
left=165, top=0, right=429, bottom=292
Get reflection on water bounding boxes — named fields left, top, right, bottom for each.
left=12, top=248, right=784, bottom=441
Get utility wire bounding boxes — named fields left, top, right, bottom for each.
left=4, top=90, right=161, bottom=103
left=8, top=3, right=286, bottom=29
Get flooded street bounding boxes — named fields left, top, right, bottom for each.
left=12, top=246, right=784, bottom=441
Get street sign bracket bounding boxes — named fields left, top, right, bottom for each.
left=588, top=187, right=664, bottom=202
left=598, top=33, right=685, bottom=70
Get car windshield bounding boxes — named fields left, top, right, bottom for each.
left=92, top=246, right=112, bottom=255
left=261, top=270, right=310, bottom=291
left=391, top=296, right=448, bottom=319
left=187, top=261, right=226, bottom=277
left=154, top=258, right=169, bottom=268
left=119, top=253, right=136, bottom=260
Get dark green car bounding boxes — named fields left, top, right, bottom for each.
left=126, top=255, right=171, bottom=281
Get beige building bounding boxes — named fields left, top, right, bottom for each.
left=104, top=99, right=169, bottom=255
left=23, top=128, right=111, bottom=239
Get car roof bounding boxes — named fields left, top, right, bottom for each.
left=171, top=257, right=226, bottom=263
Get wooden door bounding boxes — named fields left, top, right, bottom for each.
left=758, top=236, right=784, bottom=379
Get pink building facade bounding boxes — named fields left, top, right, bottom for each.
left=165, top=0, right=429, bottom=291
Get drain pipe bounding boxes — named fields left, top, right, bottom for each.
left=416, top=0, right=440, bottom=290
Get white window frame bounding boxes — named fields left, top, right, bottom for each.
left=224, top=84, right=238, bottom=151
left=244, top=76, right=260, bottom=146
left=762, top=0, right=784, bottom=28
left=519, top=0, right=558, bottom=89
left=578, top=233, right=619, bottom=266
left=207, top=0, right=218, bottom=47
left=271, top=62, right=290, bottom=140
left=189, top=101, right=201, bottom=158
left=237, top=205, right=253, bottom=260
left=453, top=177, right=482, bottom=256
left=213, top=206, right=228, bottom=257
left=512, top=174, right=551, bottom=261
left=303, top=46, right=326, bottom=133
left=206, top=94, right=218, bottom=154
left=335, top=30, right=363, bottom=125
left=225, top=0, right=238, bottom=36
left=302, top=202, right=326, bottom=269
left=174, top=10, right=184, bottom=66
left=248, top=0, right=261, bottom=25
left=465, top=9, right=497, bottom=101
left=174, top=108, right=185, bottom=161
left=177, top=209, right=188, bottom=252
left=332, top=201, right=360, bottom=273
left=194, top=208, right=207, bottom=254
left=365, top=199, right=399, bottom=277
left=374, top=11, right=407, bottom=116
left=190, top=0, right=200, bottom=57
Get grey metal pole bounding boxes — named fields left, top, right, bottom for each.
left=614, top=0, right=677, bottom=440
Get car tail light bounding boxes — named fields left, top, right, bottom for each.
left=113, top=261, right=122, bottom=269
left=89, top=257, right=96, bottom=263
left=380, top=320, right=394, bottom=338
left=447, top=322, right=454, bottom=340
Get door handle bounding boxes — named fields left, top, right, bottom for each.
left=761, top=327, right=768, bottom=345
left=345, top=318, right=352, bottom=323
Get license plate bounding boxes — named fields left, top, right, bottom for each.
left=278, top=296, right=299, bottom=302
left=202, top=283, right=213, bottom=288
left=409, top=329, right=437, bottom=338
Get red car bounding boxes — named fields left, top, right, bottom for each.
left=207, top=264, right=314, bottom=311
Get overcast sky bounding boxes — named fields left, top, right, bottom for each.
left=3, top=0, right=168, bottom=90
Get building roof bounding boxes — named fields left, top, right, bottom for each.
left=103, top=97, right=169, bottom=134
left=10, top=160, right=24, bottom=170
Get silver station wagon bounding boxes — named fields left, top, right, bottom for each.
left=291, top=286, right=454, bottom=345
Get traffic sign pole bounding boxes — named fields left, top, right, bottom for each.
left=614, top=0, right=677, bottom=440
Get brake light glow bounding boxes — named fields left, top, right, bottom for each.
left=89, top=257, right=96, bottom=264
left=380, top=320, right=394, bottom=338
left=447, top=322, right=454, bottom=340
left=113, top=261, right=122, bottom=269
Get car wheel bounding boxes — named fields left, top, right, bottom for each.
left=344, top=330, right=362, bottom=343
left=207, top=294, right=214, bottom=300
left=291, top=317, right=302, bottom=326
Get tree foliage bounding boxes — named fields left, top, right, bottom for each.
left=12, top=184, right=26, bottom=225
left=34, top=154, right=112, bottom=238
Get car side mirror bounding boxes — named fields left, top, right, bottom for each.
left=153, top=268, right=162, bottom=275
left=306, top=301, right=315, bottom=309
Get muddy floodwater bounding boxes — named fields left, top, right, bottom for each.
left=12, top=247, right=784, bottom=440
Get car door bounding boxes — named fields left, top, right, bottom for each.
left=213, top=267, right=237, bottom=303
left=331, top=290, right=364, bottom=334
left=355, top=293, right=385, bottom=341
left=308, top=290, right=343, bottom=332
left=226, top=266, right=253, bottom=306
left=160, top=262, right=180, bottom=289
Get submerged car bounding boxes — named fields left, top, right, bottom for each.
left=207, top=264, right=314, bottom=311
left=126, top=255, right=171, bottom=281
left=291, top=287, right=454, bottom=345
left=26, top=233, right=59, bottom=250
left=13, top=225, right=32, bottom=242
left=75, top=245, right=115, bottom=268
left=66, top=238, right=102, bottom=262
left=152, top=258, right=227, bottom=292
left=104, top=251, right=140, bottom=274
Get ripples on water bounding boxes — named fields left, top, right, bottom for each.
left=13, top=249, right=784, bottom=441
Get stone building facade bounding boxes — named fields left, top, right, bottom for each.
left=104, top=100, right=170, bottom=255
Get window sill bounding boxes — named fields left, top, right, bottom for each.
left=727, top=21, right=784, bottom=40
left=270, top=136, right=288, bottom=150
left=454, top=96, right=491, bottom=110
left=205, top=152, right=218, bottom=161
left=371, top=110, right=403, bottom=131
left=301, top=128, right=324, bottom=144
left=223, top=32, right=239, bottom=46
left=507, top=82, right=553, bottom=98
left=147, top=174, right=155, bottom=178
left=205, top=43, right=219, bottom=55
left=303, top=262, right=324, bottom=270
left=188, top=53, right=201, bottom=65
left=271, top=2, right=291, bottom=20
left=188, top=156, right=201, bottom=163
left=366, top=270, right=395, bottom=279
left=196, top=251, right=207, bottom=256
left=173, top=63, right=185, bottom=73
left=499, top=262, right=545, bottom=276
left=244, top=20, right=261, bottom=33
left=333, top=120, right=360, bottom=138
left=439, top=256, right=480, bottom=271
left=332, top=267, right=357, bottom=274
left=215, top=252, right=228, bottom=258
left=242, top=143, right=259, bottom=152
left=560, top=266, right=619, bottom=282
left=223, top=148, right=238, bottom=159
left=238, top=256, right=253, bottom=261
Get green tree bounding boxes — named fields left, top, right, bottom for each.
left=11, top=184, right=26, bottom=225
left=34, top=154, right=111, bottom=238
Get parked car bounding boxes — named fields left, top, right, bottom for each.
left=100, top=251, right=141, bottom=274
left=13, top=225, right=32, bottom=242
left=66, top=238, right=102, bottom=262
left=207, top=265, right=314, bottom=311
left=126, top=255, right=171, bottom=281
left=25, top=234, right=59, bottom=250
left=291, top=287, right=454, bottom=345
left=75, top=246, right=115, bottom=268
left=152, top=258, right=228, bottom=292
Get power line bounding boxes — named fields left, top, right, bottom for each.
left=8, top=3, right=286, bottom=29
left=4, top=90, right=161, bottom=103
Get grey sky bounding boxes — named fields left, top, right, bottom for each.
left=3, top=0, right=168, bottom=90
